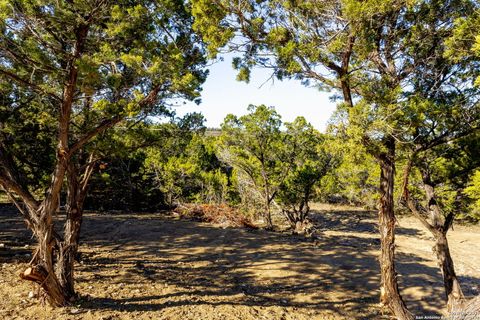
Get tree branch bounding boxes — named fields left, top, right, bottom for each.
left=0, top=68, right=61, bottom=102
left=68, top=84, right=164, bottom=157
left=0, top=146, right=40, bottom=211
left=401, top=158, right=437, bottom=235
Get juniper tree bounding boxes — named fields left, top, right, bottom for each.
left=0, top=0, right=207, bottom=306
left=219, top=104, right=285, bottom=228
left=277, top=117, right=335, bottom=231
left=191, top=0, right=478, bottom=318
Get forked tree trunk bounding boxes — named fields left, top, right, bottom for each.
left=377, top=138, right=413, bottom=319
left=55, top=161, right=87, bottom=297
left=18, top=22, right=91, bottom=306
left=57, top=158, right=94, bottom=299
left=20, top=157, right=95, bottom=306
left=283, top=198, right=310, bottom=233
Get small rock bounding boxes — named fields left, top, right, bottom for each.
left=0, top=243, right=5, bottom=248
left=28, top=291, right=35, bottom=299
left=88, top=286, right=93, bottom=289
left=70, top=308, right=81, bottom=314
left=24, top=244, right=29, bottom=249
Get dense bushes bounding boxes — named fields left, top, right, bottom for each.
left=80, top=107, right=480, bottom=227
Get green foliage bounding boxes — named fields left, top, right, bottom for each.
left=142, top=114, right=233, bottom=207
left=0, top=0, right=211, bottom=225
left=276, top=117, right=336, bottom=222
left=465, top=170, right=480, bottom=219
left=191, top=0, right=347, bottom=86
left=219, top=105, right=339, bottom=227
left=0, top=83, right=56, bottom=195
left=1, top=0, right=208, bottom=114
left=322, top=119, right=380, bottom=208
left=219, top=104, right=285, bottom=222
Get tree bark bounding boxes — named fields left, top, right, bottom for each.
left=377, top=138, right=413, bottom=320
left=19, top=156, right=95, bottom=306
left=450, top=295, right=480, bottom=320
left=433, top=230, right=464, bottom=311
left=19, top=23, right=91, bottom=306
left=262, top=166, right=273, bottom=229
left=421, top=169, right=464, bottom=310
left=57, top=156, right=95, bottom=298
left=26, top=206, right=73, bottom=306
left=403, top=179, right=464, bottom=311
left=403, top=157, right=465, bottom=312
left=264, top=192, right=273, bottom=229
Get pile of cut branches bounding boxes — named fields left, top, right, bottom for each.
left=174, top=204, right=257, bottom=229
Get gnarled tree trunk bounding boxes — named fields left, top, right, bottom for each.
left=403, top=159, right=464, bottom=312
left=433, top=229, right=464, bottom=311
left=22, top=218, right=71, bottom=306
left=56, top=157, right=95, bottom=297
left=19, top=155, right=95, bottom=306
left=422, top=169, right=464, bottom=310
left=377, top=138, right=413, bottom=320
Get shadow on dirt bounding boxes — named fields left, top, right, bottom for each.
left=77, top=210, right=474, bottom=317
left=1, top=204, right=479, bottom=318
left=0, top=204, right=34, bottom=263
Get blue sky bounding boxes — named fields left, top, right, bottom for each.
left=175, top=55, right=337, bottom=132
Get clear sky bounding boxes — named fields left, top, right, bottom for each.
left=174, top=55, right=337, bottom=132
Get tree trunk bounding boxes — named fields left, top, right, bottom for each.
left=403, top=159, right=464, bottom=312
left=56, top=158, right=94, bottom=297
left=421, top=168, right=464, bottom=310
left=56, top=205, right=82, bottom=298
left=263, top=180, right=273, bottom=229
left=264, top=198, right=273, bottom=229
left=283, top=200, right=310, bottom=232
left=55, top=163, right=80, bottom=296
left=20, top=157, right=95, bottom=306
left=433, top=230, right=464, bottom=311
left=22, top=207, right=73, bottom=306
left=377, top=138, right=413, bottom=319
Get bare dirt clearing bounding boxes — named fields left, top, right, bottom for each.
left=1, top=204, right=479, bottom=319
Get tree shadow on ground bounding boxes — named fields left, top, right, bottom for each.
left=76, top=214, right=380, bottom=318
left=0, top=204, right=34, bottom=264
left=75, top=210, right=477, bottom=318
left=1, top=205, right=479, bottom=319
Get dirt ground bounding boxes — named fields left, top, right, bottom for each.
left=0, top=203, right=479, bottom=320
